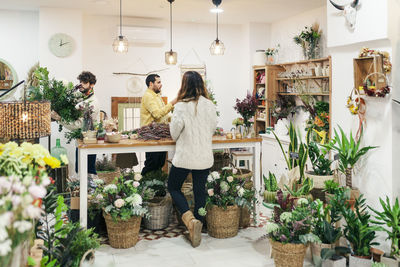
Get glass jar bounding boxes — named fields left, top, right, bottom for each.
left=51, top=138, right=68, bottom=162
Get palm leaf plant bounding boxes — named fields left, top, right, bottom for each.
left=323, top=126, right=377, bottom=189
left=369, top=197, right=400, bottom=258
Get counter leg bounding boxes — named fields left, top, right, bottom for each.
left=79, top=148, right=88, bottom=228
left=253, top=143, right=261, bottom=223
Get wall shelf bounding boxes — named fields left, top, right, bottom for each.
left=276, top=76, right=329, bottom=81
left=277, top=92, right=329, bottom=96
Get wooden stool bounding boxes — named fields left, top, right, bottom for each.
left=232, top=151, right=253, bottom=170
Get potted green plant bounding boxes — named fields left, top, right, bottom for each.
left=323, top=180, right=340, bottom=203
left=139, top=169, right=172, bottom=230
left=370, top=197, right=400, bottom=267
left=340, top=195, right=380, bottom=266
left=265, top=190, right=320, bottom=267
left=293, top=23, right=322, bottom=60
left=94, top=174, right=149, bottom=249
left=284, top=177, right=314, bottom=205
left=263, top=172, right=279, bottom=203
left=316, top=246, right=350, bottom=267
left=310, top=199, right=343, bottom=266
left=306, top=141, right=334, bottom=189
left=95, top=156, right=120, bottom=185
left=323, top=126, right=377, bottom=201
left=205, top=169, right=254, bottom=238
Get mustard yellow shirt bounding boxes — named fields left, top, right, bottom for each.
left=140, top=89, right=173, bottom=127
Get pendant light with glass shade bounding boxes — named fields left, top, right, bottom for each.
left=165, top=0, right=177, bottom=65
left=112, top=0, right=128, bottom=53
left=210, top=0, right=225, bottom=55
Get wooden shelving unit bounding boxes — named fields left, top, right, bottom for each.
left=252, top=56, right=332, bottom=136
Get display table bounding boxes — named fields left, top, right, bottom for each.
left=77, top=136, right=262, bottom=227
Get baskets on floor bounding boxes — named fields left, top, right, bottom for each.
left=97, top=168, right=121, bottom=184
left=206, top=205, right=240, bottom=238
left=270, top=240, right=308, bottom=267
left=103, top=212, right=142, bottom=248
left=211, top=152, right=231, bottom=172
left=144, top=196, right=172, bottom=230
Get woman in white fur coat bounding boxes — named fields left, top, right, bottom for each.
left=168, top=71, right=217, bottom=248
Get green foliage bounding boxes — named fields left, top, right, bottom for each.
left=95, top=156, right=117, bottom=172
left=323, top=127, right=377, bottom=184
left=64, top=128, right=83, bottom=144
left=263, top=172, right=279, bottom=192
left=284, top=177, right=314, bottom=197
left=341, top=195, right=380, bottom=256
left=141, top=169, right=169, bottom=198
left=311, top=199, right=342, bottom=245
left=323, top=180, right=340, bottom=194
left=206, top=81, right=220, bottom=117
left=273, top=122, right=311, bottom=183
left=308, top=142, right=333, bottom=175
left=27, top=66, right=83, bottom=131
left=369, top=197, right=400, bottom=257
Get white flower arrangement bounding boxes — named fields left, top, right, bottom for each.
left=207, top=175, right=214, bottom=183
left=280, top=212, right=293, bottom=223
left=220, top=181, right=229, bottom=193
left=114, top=199, right=125, bottom=208
left=265, top=222, right=279, bottom=234
left=134, top=173, right=142, bottom=181
left=227, top=176, right=234, bottom=183
left=211, top=171, right=220, bottom=180
left=104, top=184, right=118, bottom=193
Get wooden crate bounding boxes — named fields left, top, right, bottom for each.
left=354, top=55, right=385, bottom=91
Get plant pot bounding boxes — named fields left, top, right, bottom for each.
left=82, top=130, right=98, bottom=144
left=305, top=172, right=334, bottom=189
left=206, top=205, right=240, bottom=239
left=349, top=255, right=372, bottom=267
left=291, top=194, right=313, bottom=207
left=371, top=247, right=385, bottom=262
left=97, top=168, right=121, bottom=184
left=310, top=188, right=326, bottom=202
left=105, top=133, right=121, bottom=143
left=322, top=257, right=347, bottom=267
left=263, top=191, right=277, bottom=203
left=239, top=206, right=251, bottom=228
left=381, top=254, right=400, bottom=267
left=345, top=199, right=356, bottom=210
left=325, top=192, right=334, bottom=204
left=103, top=212, right=142, bottom=249
left=270, top=239, right=308, bottom=267
left=311, top=242, right=334, bottom=266
left=144, top=197, right=172, bottom=230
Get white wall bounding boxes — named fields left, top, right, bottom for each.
left=82, top=15, right=250, bottom=133
left=270, top=6, right=327, bottom=63
left=0, top=10, right=39, bottom=99
left=327, top=0, right=388, bottom=47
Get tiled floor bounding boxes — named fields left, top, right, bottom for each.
left=88, top=226, right=314, bottom=266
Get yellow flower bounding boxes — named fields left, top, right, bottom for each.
left=313, top=129, right=327, bottom=145
left=44, top=156, right=61, bottom=169
left=60, top=154, right=69, bottom=165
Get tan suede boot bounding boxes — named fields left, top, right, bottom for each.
left=181, top=210, right=202, bottom=247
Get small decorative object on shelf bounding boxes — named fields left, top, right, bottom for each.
left=253, top=49, right=267, bottom=66
left=363, top=72, right=391, bottom=98
left=265, top=44, right=280, bottom=65
left=214, top=127, right=224, bottom=136
left=233, top=93, right=257, bottom=138
left=359, top=47, right=392, bottom=73
left=293, top=23, right=322, bottom=60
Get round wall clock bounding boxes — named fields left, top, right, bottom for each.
left=48, top=33, right=75, bottom=58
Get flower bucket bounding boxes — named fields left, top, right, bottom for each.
left=311, top=242, right=334, bottom=265
left=97, top=168, right=121, bottom=185
left=270, top=239, right=308, bottom=267
left=103, top=212, right=142, bottom=249
left=349, top=255, right=371, bottom=267
left=206, top=205, right=240, bottom=238
left=144, top=197, right=172, bottom=230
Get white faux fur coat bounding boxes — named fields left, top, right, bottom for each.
left=170, top=96, right=217, bottom=170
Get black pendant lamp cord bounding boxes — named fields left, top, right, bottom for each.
left=119, top=0, right=122, bottom=36
left=216, top=10, right=219, bottom=40
left=170, top=1, right=173, bottom=51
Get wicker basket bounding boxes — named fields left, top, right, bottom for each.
left=211, top=152, right=231, bottom=172
left=234, top=168, right=253, bottom=181
left=103, top=212, right=142, bottom=249
left=144, top=196, right=172, bottom=230
left=270, top=239, right=308, bottom=267
left=206, top=205, right=240, bottom=238
left=97, top=168, right=121, bottom=184
left=305, top=172, right=334, bottom=189
left=239, top=206, right=251, bottom=228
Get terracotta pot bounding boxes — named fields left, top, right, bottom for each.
left=370, top=247, right=384, bottom=262
left=349, top=255, right=371, bottom=267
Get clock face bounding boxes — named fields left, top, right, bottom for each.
left=48, top=33, right=75, bottom=58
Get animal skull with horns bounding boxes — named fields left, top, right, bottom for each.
left=329, top=0, right=360, bottom=30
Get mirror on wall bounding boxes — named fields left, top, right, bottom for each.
left=0, top=59, right=18, bottom=90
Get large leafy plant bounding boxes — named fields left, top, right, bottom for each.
left=369, top=197, right=400, bottom=258
left=323, top=180, right=340, bottom=195
left=308, top=142, right=333, bottom=175
left=323, top=127, right=377, bottom=188
left=263, top=172, right=279, bottom=192
left=341, top=195, right=380, bottom=256
left=311, top=200, right=342, bottom=244
left=27, top=66, right=83, bottom=131
left=273, top=122, right=311, bottom=183
left=284, top=177, right=314, bottom=197
left=266, top=193, right=320, bottom=244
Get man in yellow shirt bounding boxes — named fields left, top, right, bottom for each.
left=140, top=74, right=177, bottom=175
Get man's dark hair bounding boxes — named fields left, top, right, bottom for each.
left=77, top=71, right=97, bottom=85
left=145, top=74, right=160, bottom=87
